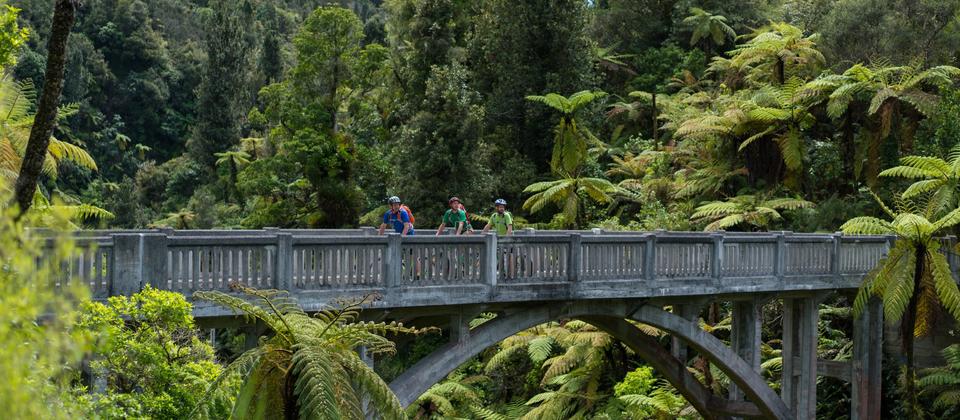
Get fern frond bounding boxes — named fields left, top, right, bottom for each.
left=528, top=336, right=554, bottom=364
left=929, top=252, right=960, bottom=323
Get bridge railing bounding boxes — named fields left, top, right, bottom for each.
left=41, top=229, right=917, bottom=303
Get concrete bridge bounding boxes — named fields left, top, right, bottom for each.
left=50, top=228, right=933, bottom=419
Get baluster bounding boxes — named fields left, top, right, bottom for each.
left=254, top=248, right=264, bottom=287
left=319, top=246, right=329, bottom=286
left=235, top=248, right=244, bottom=285
left=94, top=249, right=104, bottom=292
left=356, top=247, right=365, bottom=285
left=292, top=247, right=300, bottom=288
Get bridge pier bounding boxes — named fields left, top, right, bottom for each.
left=782, top=296, right=820, bottom=419
left=730, top=297, right=764, bottom=403
left=852, top=297, right=882, bottom=420
left=671, top=301, right=704, bottom=363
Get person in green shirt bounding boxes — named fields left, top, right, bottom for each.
left=436, top=196, right=471, bottom=235
left=483, top=198, right=513, bottom=235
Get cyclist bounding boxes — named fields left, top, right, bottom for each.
left=379, top=196, right=413, bottom=236
left=436, top=196, right=471, bottom=235
left=483, top=198, right=513, bottom=235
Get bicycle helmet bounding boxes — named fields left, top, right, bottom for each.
left=387, top=196, right=401, bottom=204
left=448, top=196, right=460, bottom=203
left=494, top=198, right=507, bottom=206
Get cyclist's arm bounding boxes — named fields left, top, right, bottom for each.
left=456, top=221, right=463, bottom=235
left=402, top=222, right=411, bottom=236
left=506, top=224, right=513, bottom=235
left=482, top=222, right=491, bottom=233
left=436, top=223, right=444, bottom=236
left=378, top=223, right=387, bottom=235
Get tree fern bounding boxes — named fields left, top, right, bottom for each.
left=842, top=179, right=960, bottom=416
left=195, top=285, right=436, bottom=419
left=526, top=90, right=606, bottom=176
left=522, top=174, right=616, bottom=229
left=692, top=193, right=814, bottom=231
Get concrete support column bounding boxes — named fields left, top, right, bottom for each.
left=852, top=297, right=882, bottom=420
left=449, top=312, right=470, bottom=345
left=782, top=296, right=819, bottom=419
left=730, top=299, right=762, bottom=402
left=244, top=323, right=266, bottom=350
left=671, top=303, right=702, bottom=363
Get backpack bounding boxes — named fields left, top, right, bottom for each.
left=400, top=205, right=415, bottom=225
left=458, top=204, right=473, bottom=229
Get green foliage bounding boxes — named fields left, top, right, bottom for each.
left=0, top=192, right=91, bottom=418
left=187, top=0, right=254, bottom=171
left=843, top=175, right=960, bottom=415
left=196, top=286, right=436, bottom=419
left=920, top=344, right=960, bottom=417
left=879, top=147, right=960, bottom=217
left=523, top=174, right=617, bottom=229
left=0, top=75, right=112, bottom=226
left=76, top=286, right=235, bottom=419
left=682, top=8, right=735, bottom=50
left=392, top=62, right=493, bottom=225
left=0, top=1, right=26, bottom=69
left=727, top=22, right=824, bottom=85
left=815, top=0, right=960, bottom=66
left=239, top=6, right=368, bottom=228
left=692, top=193, right=814, bottom=231
left=526, top=90, right=608, bottom=176
left=470, top=0, right=596, bottom=172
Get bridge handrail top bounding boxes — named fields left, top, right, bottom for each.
left=167, top=235, right=283, bottom=246
left=400, top=235, right=488, bottom=243
left=292, top=236, right=389, bottom=245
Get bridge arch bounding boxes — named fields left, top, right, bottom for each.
left=389, top=300, right=792, bottom=420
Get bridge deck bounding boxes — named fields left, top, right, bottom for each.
left=38, top=228, right=928, bottom=318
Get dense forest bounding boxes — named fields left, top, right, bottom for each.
left=7, top=0, right=960, bottom=419
left=9, top=0, right=960, bottom=231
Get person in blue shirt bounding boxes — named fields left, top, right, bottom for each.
left=379, top=196, right=414, bottom=235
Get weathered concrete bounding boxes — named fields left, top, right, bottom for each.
left=730, top=297, right=764, bottom=402
left=852, top=297, right=882, bottom=420
left=782, top=296, right=820, bottom=419
left=671, top=301, right=704, bottom=364
left=51, top=230, right=899, bottom=318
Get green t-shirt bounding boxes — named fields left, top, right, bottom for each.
left=442, top=209, right=470, bottom=231
left=488, top=211, right=513, bottom=235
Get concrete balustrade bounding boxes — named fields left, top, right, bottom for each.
left=44, top=229, right=925, bottom=316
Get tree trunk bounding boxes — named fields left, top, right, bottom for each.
left=902, top=246, right=923, bottom=417
left=229, top=160, right=238, bottom=203
left=330, top=58, right=340, bottom=133
left=12, top=0, right=77, bottom=217
left=651, top=92, right=659, bottom=145
left=842, top=115, right=857, bottom=193
left=775, top=57, right=785, bottom=85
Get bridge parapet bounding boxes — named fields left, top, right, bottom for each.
left=39, top=229, right=917, bottom=314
